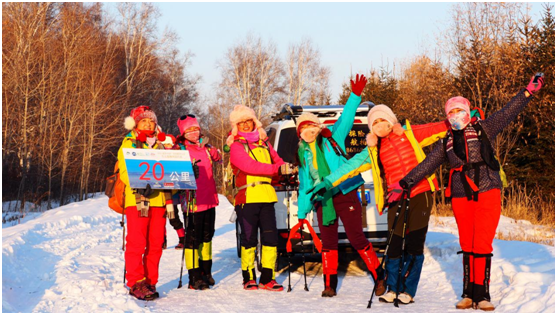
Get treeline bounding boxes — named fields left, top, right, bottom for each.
left=3, top=3, right=554, bottom=217
left=2, top=3, right=198, bottom=210
left=336, top=3, right=555, bottom=202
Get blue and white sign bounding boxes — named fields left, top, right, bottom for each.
left=123, top=149, right=197, bottom=190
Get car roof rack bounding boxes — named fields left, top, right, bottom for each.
left=271, top=101, right=376, bottom=121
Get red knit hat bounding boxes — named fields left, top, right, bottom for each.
left=124, top=105, right=158, bottom=130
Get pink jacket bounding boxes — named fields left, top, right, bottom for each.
left=176, top=141, right=221, bottom=212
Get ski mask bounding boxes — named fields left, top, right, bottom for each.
left=372, top=121, right=393, bottom=138
left=448, top=110, right=471, bottom=130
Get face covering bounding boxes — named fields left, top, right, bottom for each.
left=372, top=121, right=393, bottom=138
left=238, top=130, right=260, bottom=143
left=448, top=110, right=471, bottom=130
left=138, top=129, right=155, bottom=137
left=184, top=130, right=200, bottom=144
left=300, top=126, right=321, bottom=143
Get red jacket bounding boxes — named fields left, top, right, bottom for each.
left=379, top=121, right=448, bottom=198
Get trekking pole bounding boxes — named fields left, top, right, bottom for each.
left=394, top=190, right=411, bottom=308
left=191, top=191, right=197, bottom=287
left=299, top=223, right=309, bottom=291
left=285, top=189, right=292, bottom=292
left=121, top=209, right=126, bottom=284
left=178, top=192, right=190, bottom=289
left=367, top=190, right=408, bottom=307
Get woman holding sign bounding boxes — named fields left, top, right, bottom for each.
left=118, top=105, right=170, bottom=301
left=171, top=115, right=222, bottom=290
left=227, top=105, right=293, bottom=291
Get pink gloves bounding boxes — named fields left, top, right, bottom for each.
left=526, top=73, right=544, bottom=95
left=386, top=182, right=404, bottom=204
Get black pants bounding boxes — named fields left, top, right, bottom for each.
left=236, top=202, right=278, bottom=249
left=185, top=208, right=216, bottom=249
left=387, top=191, right=433, bottom=258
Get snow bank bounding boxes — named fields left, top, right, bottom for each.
left=2, top=195, right=554, bottom=312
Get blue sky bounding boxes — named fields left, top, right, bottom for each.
left=117, top=2, right=547, bottom=104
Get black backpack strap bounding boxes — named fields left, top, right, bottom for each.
left=472, top=121, right=500, bottom=171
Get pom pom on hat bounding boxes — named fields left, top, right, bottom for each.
left=124, top=105, right=158, bottom=130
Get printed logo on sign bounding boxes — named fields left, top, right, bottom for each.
left=164, top=183, right=174, bottom=188
left=170, top=171, right=180, bottom=181
left=132, top=152, right=136, bottom=156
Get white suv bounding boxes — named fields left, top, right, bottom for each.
left=265, top=103, right=389, bottom=255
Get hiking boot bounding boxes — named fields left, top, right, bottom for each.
left=258, top=280, right=284, bottom=291
left=188, top=279, right=209, bottom=290
left=321, top=286, right=337, bottom=297
left=396, top=292, right=414, bottom=304
left=378, top=290, right=396, bottom=303
left=147, top=284, right=160, bottom=299
left=129, top=281, right=156, bottom=301
left=201, top=260, right=215, bottom=286
left=475, top=300, right=495, bottom=311
left=243, top=280, right=258, bottom=290
left=204, top=274, right=215, bottom=286
left=456, top=297, right=473, bottom=309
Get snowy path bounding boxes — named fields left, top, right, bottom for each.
left=2, top=195, right=555, bottom=313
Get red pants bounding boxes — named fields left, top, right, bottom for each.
left=452, top=189, right=500, bottom=284
left=125, top=206, right=166, bottom=287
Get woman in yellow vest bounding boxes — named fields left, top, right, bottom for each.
left=226, top=105, right=294, bottom=291
left=118, top=105, right=171, bottom=301
left=308, top=105, right=448, bottom=304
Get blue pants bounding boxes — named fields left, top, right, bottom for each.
left=385, top=254, right=425, bottom=298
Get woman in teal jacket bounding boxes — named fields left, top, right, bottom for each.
left=296, top=74, right=383, bottom=298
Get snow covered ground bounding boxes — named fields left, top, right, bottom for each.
left=2, top=195, right=555, bottom=313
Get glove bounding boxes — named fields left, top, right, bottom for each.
left=386, top=182, right=403, bottom=204
left=192, top=160, right=200, bottom=179
left=279, top=163, right=295, bottom=176
left=307, top=181, right=331, bottom=201
left=526, top=73, right=544, bottom=95
left=350, top=74, right=367, bottom=97
left=141, top=184, right=153, bottom=197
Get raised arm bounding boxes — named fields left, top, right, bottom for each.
left=483, top=75, right=543, bottom=139
left=331, top=74, right=366, bottom=144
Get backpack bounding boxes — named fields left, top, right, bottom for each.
left=105, top=160, right=126, bottom=214
left=443, top=116, right=508, bottom=189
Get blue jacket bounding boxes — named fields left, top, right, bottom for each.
left=297, top=93, right=365, bottom=219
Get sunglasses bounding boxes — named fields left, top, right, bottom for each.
left=180, top=114, right=196, bottom=120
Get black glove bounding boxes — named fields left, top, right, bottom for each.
left=193, top=160, right=200, bottom=179
left=141, top=184, right=153, bottom=197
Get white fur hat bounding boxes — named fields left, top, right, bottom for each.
left=226, top=105, right=267, bottom=146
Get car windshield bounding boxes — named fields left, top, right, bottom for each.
left=276, top=124, right=370, bottom=164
